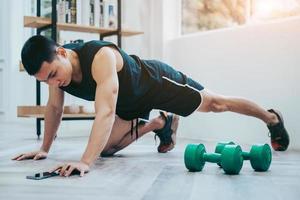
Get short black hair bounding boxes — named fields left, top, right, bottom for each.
left=21, top=35, right=58, bottom=75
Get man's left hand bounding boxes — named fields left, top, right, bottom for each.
left=50, top=161, right=90, bottom=177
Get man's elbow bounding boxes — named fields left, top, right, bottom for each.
left=96, top=106, right=115, bottom=119
left=106, top=107, right=115, bottom=117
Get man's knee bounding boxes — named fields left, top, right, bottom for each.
left=101, top=147, right=117, bottom=157
left=199, top=92, right=229, bottom=113
left=210, top=98, right=228, bottom=112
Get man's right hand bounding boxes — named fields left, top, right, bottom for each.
left=12, top=150, right=48, bottom=161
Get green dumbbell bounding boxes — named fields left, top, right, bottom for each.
left=184, top=144, right=243, bottom=175
left=215, top=142, right=272, bottom=172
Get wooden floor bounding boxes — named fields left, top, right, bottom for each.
left=0, top=122, right=300, bottom=200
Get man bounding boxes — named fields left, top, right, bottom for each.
left=12, top=35, right=289, bottom=177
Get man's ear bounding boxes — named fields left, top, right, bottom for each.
left=56, top=47, right=67, bottom=57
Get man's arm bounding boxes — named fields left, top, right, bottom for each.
left=80, top=47, right=119, bottom=166
left=12, top=85, right=64, bottom=161
left=41, top=85, right=65, bottom=153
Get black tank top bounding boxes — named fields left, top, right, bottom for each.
left=60, top=40, right=159, bottom=120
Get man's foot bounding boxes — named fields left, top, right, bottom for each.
left=267, top=109, right=290, bottom=151
left=154, top=112, right=179, bottom=153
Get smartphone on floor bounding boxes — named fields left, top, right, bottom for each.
left=26, top=171, right=59, bottom=180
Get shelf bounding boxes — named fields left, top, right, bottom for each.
left=24, top=16, right=144, bottom=36
left=17, top=106, right=95, bottom=119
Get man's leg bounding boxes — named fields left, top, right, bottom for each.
left=197, top=89, right=290, bottom=150
left=101, top=115, right=166, bottom=156
left=197, top=89, right=278, bottom=124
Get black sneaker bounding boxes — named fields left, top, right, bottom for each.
left=154, top=112, right=179, bottom=153
left=267, top=109, right=290, bottom=151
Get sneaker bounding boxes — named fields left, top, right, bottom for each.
left=267, top=109, right=290, bottom=151
left=154, top=112, right=179, bottom=153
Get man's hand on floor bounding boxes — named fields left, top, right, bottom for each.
left=50, top=161, right=90, bottom=177
left=12, top=150, right=48, bottom=161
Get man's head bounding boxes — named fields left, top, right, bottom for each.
left=21, top=35, right=72, bottom=87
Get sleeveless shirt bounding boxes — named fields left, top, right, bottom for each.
left=60, top=40, right=160, bottom=120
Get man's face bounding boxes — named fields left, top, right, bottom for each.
left=34, top=48, right=72, bottom=87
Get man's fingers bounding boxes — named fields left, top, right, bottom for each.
left=12, top=151, right=46, bottom=161
left=65, top=166, right=75, bottom=177
left=60, top=164, right=70, bottom=176
left=33, top=154, right=39, bottom=160
left=51, top=163, right=88, bottom=177
left=80, top=170, right=85, bottom=177
left=13, top=152, right=36, bottom=161
left=16, top=154, right=29, bottom=161
left=49, top=165, right=62, bottom=173
left=12, top=154, right=23, bottom=160
left=33, top=153, right=44, bottom=160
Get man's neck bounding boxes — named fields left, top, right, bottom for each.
left=67, top=49, right=82, bottom=83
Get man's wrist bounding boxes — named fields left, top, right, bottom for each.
left=40, top=146, right=49, bottom=153
left=80, top=157, right=93, bottom=167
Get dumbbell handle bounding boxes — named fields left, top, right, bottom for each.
left=216, top=144, right=254, bottom=160
left=241, top=152, right=251, bottom=160
left=203, top=153, right=221, bottom=163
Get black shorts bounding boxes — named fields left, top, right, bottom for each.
left=116, top=58, right=205, bottom=121
left=144, top=60, right=205, bottom=117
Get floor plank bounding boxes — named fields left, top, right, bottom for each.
left=0, top=122, right=299, bottom=200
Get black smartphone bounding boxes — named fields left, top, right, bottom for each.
left=26, top=171, right=60, bottom=180
left=26, top=169, right=82, bottom=180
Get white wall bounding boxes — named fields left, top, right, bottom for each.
left=0, top=0, right=30, bottom=123
left=146, top=0, right=181, bottom=60
left=164, top=17, right=300, bottom=149
left=0, top=1, right=8, bottom=120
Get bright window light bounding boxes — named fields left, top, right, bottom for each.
left=182, top=0, right=300, bottom=34
left=253, top=0, right=300, bottom=19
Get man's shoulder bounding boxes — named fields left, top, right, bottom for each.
left=85, top=40, right=115, bottom=47
left=62, top=42, right=83, bottom=49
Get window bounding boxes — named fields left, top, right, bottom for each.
left=182, top=0, right=300, bottom=34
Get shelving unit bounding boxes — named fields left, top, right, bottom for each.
left=18, top=106, right=95, bottom=119
left=24, top=16, right=143, bottom=36
left=19, top=0, right=143, bottom=138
